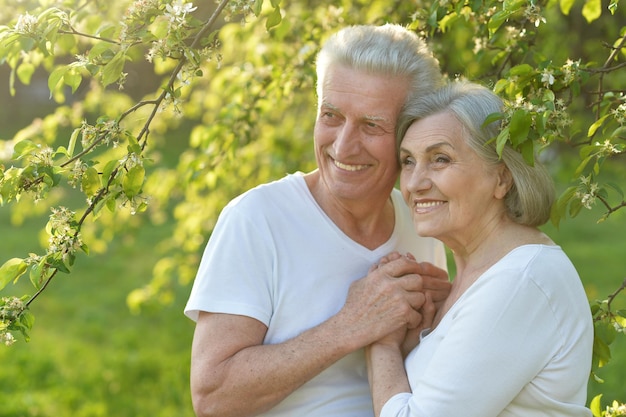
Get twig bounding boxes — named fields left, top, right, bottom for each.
left=607, top=277, right=626, bottom=314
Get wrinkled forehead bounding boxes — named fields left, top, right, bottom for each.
left=318, top=64, right=410, bottom=114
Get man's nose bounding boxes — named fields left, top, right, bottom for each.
left=333, top=122, right=360, bottom=158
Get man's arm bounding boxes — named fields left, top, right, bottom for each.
left=190, top=311, right=357, bottom=417
left=190, top=257, right=443, bottom=417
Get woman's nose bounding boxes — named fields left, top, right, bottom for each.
left=402, top=165, right=432, bottom=193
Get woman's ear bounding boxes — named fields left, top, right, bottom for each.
left=494, top=164, right=513, bottom=200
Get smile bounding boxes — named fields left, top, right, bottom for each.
left=334, top=160, right=368, bottom=171
left=414, top=201, right=445, bottom=208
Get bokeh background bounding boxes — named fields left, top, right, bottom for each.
left=1, top=1, right=625, bottom=415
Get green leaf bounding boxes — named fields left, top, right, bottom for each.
left=64, top=68, right=82, bottom=93
left=126, top=133, right=142, bottom=154
left=559, top=0, right=576, bottom=15
left=493, top=79, right=509, bottom=94
left=102, top=159, right=119, bottom=182
left=551, top=186, right=577, bottom=225
left=582, top=0, right=602, bottom=22
left=606, top=182, right=624, bottom=198
left=29, top=258, right=52, bottom=290
left=48, top=255, right=71, bottom=274
left=575, top=155, right=594, bottom=177
left=508, top=109, right=531, bottom=146
left=88, top=42, right=113, bottom=60
left=0, top=167, right=21, bottom=202
left=588, top=114, right=608, bottom=137
left=81, top=166, right=101, bottom=197
left=487, top=10, right=511, bottom=35
left=67, top=128, right=80, bottom=158
left=106, top=195, right=117, bottom=213
left=266, top=6, right=282, bottom=30
left=509, top=64, right=534, bottom=77
left=487, top=0, right=526, bottom=36
left=16, top=62, right=35, bottom=85
left=123, top=165, right=145, bottom=198
left=0, top=258, right=28, bottom=291
left=590, top=394, right=603, bottom=417
left=48, top=66, right=67, bottom=96
left=438, top=13, right=459, bottom=33
left=568, top=197, right=582, bottom=218
left=518, top=139, right=535, bottom=166
left=19, top=309, right=35, bottom=331
left=151, top=19, right=170, bottom=40
left=96, top=23, right=117, bottom=39
left=102, top=52, right=126, bottom=87
left=483, top=112, right=505, bottom=127
left=595, top=320, right=617, bottom=345
left=12, top=139, right=39, bottom=159
left=495, top=127, right=509, bottom=157
left=253, top=0, right=263, bottom=16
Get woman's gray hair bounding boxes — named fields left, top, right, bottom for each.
left=315, top=24, right=443, bottom=106
left=397, top=80, right=555, bottom=227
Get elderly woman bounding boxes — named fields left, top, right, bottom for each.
left=366, top=81, right=593, bottom=417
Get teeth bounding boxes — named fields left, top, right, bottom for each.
left=334, top=160, right=367, bottom=171
left=415, top=201, right=443, bottom=208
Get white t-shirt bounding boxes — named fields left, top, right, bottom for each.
left=185, top=172, right=447, bottom=417
left=382, top=245, right=593, bottom=417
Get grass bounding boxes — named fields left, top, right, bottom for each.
left=1, top=189, right=625, bottom=416
left=543, top=206, right=626, bottom=405
left=0, top=207, right=196, bottom=417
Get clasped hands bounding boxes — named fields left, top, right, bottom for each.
left=341, top=252, right=450, bottom=356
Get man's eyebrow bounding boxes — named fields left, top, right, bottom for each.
left=320, top=101, right=339, bottom=111
left=320, top=101, right=392, bottom=128
left=363, top=114, right=389, bottom=123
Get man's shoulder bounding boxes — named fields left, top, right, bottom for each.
left=226, top=172, right=307, bottom=211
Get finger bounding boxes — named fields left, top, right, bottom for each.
left=420, top=293, right=436, bottom=330
left=402, top=328, right=421, bottom=356
left=422, top=277, right=451, bottom=302
left=378, top=251, right=403, bottom=266
left=406, top=308, right=424, bottom=330
left=417, top=262, right=449, bottom=280
left=392, top=273, right=425, bottom=292
left=421, top=275, right=452, bottom=290
left=377, top=257, right=425, bottom=278
left=406, top=290, right=426, bottom=312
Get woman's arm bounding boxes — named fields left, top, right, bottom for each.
left=366, top=341, right=411, bottom=417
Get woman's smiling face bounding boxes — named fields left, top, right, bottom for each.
left=399, top=111, right=511, bottom=247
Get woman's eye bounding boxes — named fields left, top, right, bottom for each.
left=434, top=155, right=451, bottom=163
left=400, top=155, right=415, bottom=166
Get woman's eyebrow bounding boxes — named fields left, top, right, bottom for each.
left=425, top=141, right=454, bottom=152
left=400, top=141, right=454, bottom=154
